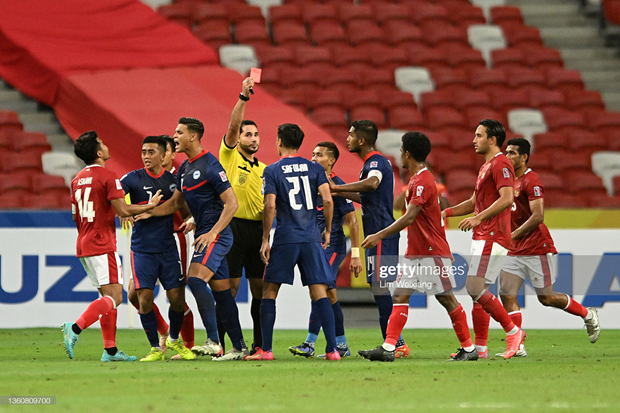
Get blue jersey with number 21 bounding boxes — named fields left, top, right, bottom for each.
left=262, top=155, right=328, bottom=246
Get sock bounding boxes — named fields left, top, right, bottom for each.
left=448, top=304, right=473, bottom=350
left=314, top=297, right=337, bottom=353
left=140, top=310, right=160, bottom=347
left=472, top=302, right=490, bottom=349
left=187, top=277, right=219, bottom=343
left=105, top=346, right=118, bottom=356
left=395, top=336, right=405, bottom=348
left=385, top=304, right=408, bottom=347
left=563, top=294, right=589, bottom=318
left=168, top=308, right=185, bottom=341
left=251, top=298, right=262, bottom=349
left=508, top=311, right=522, bottom=329
left=476, top=290, right=516, bottom=333
left=212, top=289, right=246, bottom=350
left=332, top=301, right=345, bottom=342
left=215, top=306, right=226, bottom=350
left=100, top=308, right=117, bottom=349
left=75, top=296, right=115, bottom=331
left=72, top=324, right=82, bottom=335
left=374, top=294, right=393, bottom=339
left=152, top=303, right=169, bottom=336
left=180, top=304, right=195, bottom=349
left=260, top=299, right=276, bottom=351
left=307, top=301, right=321, bottom=341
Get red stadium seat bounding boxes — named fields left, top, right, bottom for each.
left=12, top=132, right=51, bottom=157
left=405, top=45, right=450, bottom=72
left=346, top=21, right=386, bottom=47
left=338, top=4, right=373, bottom=23
left=490, top=6, right=524, bottom=26
left=226, top=4, right=265, bottom=25
left=157, top=3, right=193, bottom=28
left=0, top=193, right=23, bottom=209
left=443, top=128, right=475, bottom=151
left=523, top=47, right=563, bottom=70
left=302, top=4, right=339, bottom=25
left=430, top=68, right=469, bottom=92
left=588, top=111, right=620, bottom=135
left=465, top=108, right=506, bottom=130
left=361, top=67, right=395, bottom=93
left=433, top=151, right=476, bottom=173
left=446, top=3, right=486, bottom=28
left=346, top=90, right=381, bottom=111
left=551, top=151, right=591, bottom=173
left=491, top=48, right=527, bottom=70
left=383, top=21, right=423, bottom=47
left=31, top=173, right=70, bottom=197
left=490, top=89, right=529, bottom=112
left=426, top=107, right=467, bottom=130
left=22, top=193, right=61, bottom=209
left=0, top=173, right=32, bottom=195
left=4, top=153, right=42, bottom=174
left=532, top=132, right=567, bottom=155
left=258, top=66, right=282, bottom=93
left=614, top=175, right=620, bottom=195
left=503, top=68, right=546, bottom=91
left=255, top=46, right=295, bottom=72
left=372, top=3, right=410, bottom=25
left=587, top=194, right=620, bottom=208
left=420, top=90, right=454, bottom=111
left=278, top=89, right=308, bottom=113
left=310, top=90, right=345, bottom=111
left=566, top=131, right=609, bottom=155
left=545, top=193, right=588, bottom=208
left=529, top=88, right=566, bottom=110
left=408, top=3, right=449, bottom=26
left=453, top=89, right=492, bottom=112
left=607, top=130, right=620, bottom=151
left=378, top=89, right=417, bottom=111
left=193, top=4, right=228, bottom=25
left=563, top=171, right=607, bottom=196
left=294, top=46, right=333, bottom=71
left=281, top=67, right=320, bottom=94
left=603, top=0, right=620, bottom=25
left=233, top=21, right=270, bottom=48
left=311, top=107, right=348, bottom=138
left=194, top=21, right=232, bottom=50
left=535, top=171, right=564, bottom=191
left=566, top=90, right=606, bottom=114
left=469, top=69, right=510, bottom=93
left=542, top=108, right=587, bottom=134
left=420, top=129, right=451, bottom=150
left=331, top=45, right=372, bottom=71
left=424, top=23, right=468, bottom=48
left=502, top=25, right=543, bottom=48
left=527, top=151, right=552, bottom=173
left=0, top=111, right=23, bottom=136
left=269, top=4, right=302, bottom=26
left=369, top=45, right=408, bottom=72
left=387, top=106, right=426, bottom=130
left=445, top=169, right=477, bottom=192
left=319, top=67, right=359, bottom=94
left=350, top=107, right=388, bottom=129
left=545, top=68, right=585, bottom=94
left=444, top=46, right=486, bottom=72
left=309, top=21, right=347, bottom=48
left=271, top=22, right=308, bottom=48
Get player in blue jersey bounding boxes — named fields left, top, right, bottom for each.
left=120, top=135, right=195, bottom=361
left=289, top=141, right=362, bottom=358
left=137, top=117, right=247, bottom=361
left=245, top=124, right=340, bottom=361
left=329, top=120, right=409, bottom=358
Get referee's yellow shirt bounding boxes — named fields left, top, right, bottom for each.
left=219, top=137, right=265, bottom=221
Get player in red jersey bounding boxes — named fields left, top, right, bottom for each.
left=495, top=138, right=600, bottom=356
left=357, top=132, right=477, bottom=361
left=442, top=119, right=525, bottom=359
left=62, top=131, right=162, bottom=361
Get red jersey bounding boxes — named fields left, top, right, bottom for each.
left=473, top=152, right=514, bottom=249
left=509, top=169, right=557, bottom=256
left=70, top=165, right=125, bottom=257
left=405, top=168, right=452, bottom=258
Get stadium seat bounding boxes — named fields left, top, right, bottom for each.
left=445, top=169, right=478, bottom=192
left=551, top=151, right=591, bottom=173
left=12, top=132, right=51, bottom=157
left=0, top=111, right=23, bottom=136
left=542, top=108, right=587, bottom=134
left=491, top=48, right=526, bottom=70
left=504, top=68, right=546, bottom=91
left=278, top=89, right=308, bottom=113
left=471, top=0, right=506, bottom=20
left=453, top=89, right=492, bottom=112
left=424, top=24, right=469, bottom=48
left=502, top=25, right=543, bottom=49
left=30, top=173, right=70, bottom=198
left=294, top=45, right=332, bottom=71
left=309, top=21, right=347, bottom=47
left=430, top=68, right=469, bottom=93
left=4, top=153, right=42, bottom=174
left=420, top=129, right=451, bottom=150
left=444, top=128, right=476, bottom=151
left=545, top=193, right=588, bottom=208
left=508, top=109, right=547, bottom=143
left=345, top=89, right=381, bottom=111
left=467, top=24, right=507, bottom=65
left=524, top=47, right=563, bottom=70
left=420, top=90, right=454, bottom=111
left=527, top=151, right=552, bottom=173
left=311, top=106, right=348, bottom=129
left=255, top=45, right=294, bottom=72
left=535, top=171, right=564, bottom=191
left=448, top=4, right=487, bottom=28
left=346, top=21, right=386, bottom=47
left=282, top=67, right=320, bottom=94
left=320, top=67, right=358, bottom=94
left=529, top=89, right=566, bottom=111
left=219, top=45, right=258, bottom=75
left=338, top=4, right=373, bottom=23
left=362, top=67, right=395, bottom=93
left=234, top=21, right=271, bottom=49
left=331, top=45, right=372, bottom=71
left=533, top=132, right=567, bottom=155
left=490, top=89, right=529, bottom=112
left=405, top=45, right=450, bottom=72
left=378, top=89, right=417, bottom=111
left=469, top=68, right=509, bottom=93
left=0, top=193, right=23, bottom=209
left=193, top=4, right=229, bottom=25
left=268, top=4, right=302, bottom=26
left=586, top=194, right=620, bottom=208
left=426, top=107, right=467, bottom=130
left=369, top=45, right=408, bottom=72
left=22, top=193, right=61, bottom=209
left=302, top=4, right=339, bottom=25
left=433, top=151, right=476, bottom=173
left=394, top=67, right=435, bottom=103
left=226, top=4, right=265, bottom=25
left=566, top=90, right=606, bottom=115
left=465, top=108, right=506, bottom=130
left=589, top=111, right=620, bottom=135
left=445, top=46, right=486, bottom=72
left=351, top=107, right=388, bottom=129
left=567, top=131, right=610, bottom=156
left=259, top=67, right=282, bottom=95
left=372, top=3, right=410, bottom=25
left=383, top=21, right=424, bottom=47
left=194, top=21, right=232, bottom=50
left=546, top=68, right=585, bottom=94
left=615, top=175, right=620, bottom=196
left=489, top=6, right=524, bottom=26
left=271, top=22, right=308, bottom=47
left=408, top=3, right=449, bottom=26
left=563, top=171, right=608, bottom=196
left=387, top=107, right=426, bottom=130
left=0, top=172, right=32, bottom=196
left=592, top=152, right=620, bottom=195
left=310, top=89, right=344, bottom=111
left=157, top=3, right=193, bottom=28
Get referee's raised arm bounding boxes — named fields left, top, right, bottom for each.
left=224, top=77, right=254, bottom=149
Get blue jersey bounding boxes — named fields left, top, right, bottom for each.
left=177, top=150, right=232, bottom=237
left=263, top=155, right=328, bottom=246
left=120, top=168, right=177, bottom=253
left=317, top=174, right=355, bottom=251
left=359, top=151, right=398, bottom=239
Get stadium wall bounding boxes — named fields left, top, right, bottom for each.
left=1, top=212, right=619, bottom=329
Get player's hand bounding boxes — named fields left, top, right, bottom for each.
left=120, top=216, right=134, bottom=231
left=327, top=177, right=338, bottom=193
left=242, top=77, right=254, bottom=97
left=350, top=257, right=362, bottom=278
left=179, top=217, right=195, bottom=235
left=134, top=212, right=152, bottom=222
left=149, top=190, right=163, bottom=207
left=193, top=231, right=216, bottom=253
left=441, top=210, right=447, bottom=220
left=458, top=216, right=481, bottom=231
left=260, top=239, right=271, bottom=265
left=322, top=231, right=331, bottom=249
left=361, top=234, right=381, bottom=249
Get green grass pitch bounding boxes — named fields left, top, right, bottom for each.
left=1, top=328, right=619, bottom=412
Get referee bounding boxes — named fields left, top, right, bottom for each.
left=218, top=77, right=265, bottom=354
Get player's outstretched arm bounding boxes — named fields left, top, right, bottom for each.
left=344, top=210, right=363, bottom=277
left=362, top=203, right=422, bottom=249
left=318, top=182, right=333, bottom=248
left=442, top=191, right=475, bottom=220
left=331, top=176, right=380, bottom=194
left=136, top=189, right=185, bottom=220
left=260, top=193, right=276, bottom=264
left=458, top=186, right=513, bottom=231
left=111, top=189, right=163, bottom=217
left=512, top=198, right=544, bottom=240
left=224, top=78, right=254, bottom=149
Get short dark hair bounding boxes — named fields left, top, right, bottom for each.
left=351, top=119, right=378, bottom=146
left=401, top=131, right=431, bottom=162
left=506, top=137, right=531, bottom=164
left=277, top=123, right=304, bottom=150
left=316, top=141, right=340, bottom=163
left=479, top=119, right=506, bottom=148
left=74, top=130, right=101, bottom=164
left=240, top=120, right=258, bottom=134
left=179, top=117, right=204, bottom=139
left=142, top=135, right=167, bottom=153
left=162, top=135, right=176, bottom=153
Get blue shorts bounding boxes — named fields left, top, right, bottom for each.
left=191, top=229, right=232, bottom=281
left=131, top=250, right=184, bottom=291
left=264, top=242, right=332, bottom=286
left=365, top=236, right=400, bottom=283
left=324, top=244, right=346, bottom=290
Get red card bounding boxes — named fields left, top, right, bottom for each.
left=250, top=67, right=262, bottom=83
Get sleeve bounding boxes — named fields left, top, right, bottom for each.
left=525, top=175, right=544, bottom=201
left=262, top=166, right=276, bottom=196
left=366, top=160, right=384, bottom=183
left=208, top=159, right=233, bottom=196
left=410, top=178, right=430, bottom=207
left=492, top=159, right=514, bottom=190
left=316, top=163, right=328, bottom=187
left=120, top=172, right=132, bottom=195
left=218, top=135, right=236, bottom=171
left=335, top=177, right=355, bottom=214
left=106, top=170, right=125, bottom=201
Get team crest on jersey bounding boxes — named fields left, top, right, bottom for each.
left=370, top=161, right=378, bottom=168
left=534, top=186, right=541, bottom=197
left=503, top=168, right=510, bottom=178
left=219, top=171, right=228, bottom=182
left=405, top=189, right=409, bottom=198
left=169, top=183, right=176, bottom=192
left=416, top=186, right=423, bottom=196
left=514, top=189, right=520, bottom=197
left=193, top=170, right=200, bottom=179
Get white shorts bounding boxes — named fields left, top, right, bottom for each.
left=174, top=231, right=191, bottom=278
left=79, top=251, right=123, bottom=288
left=468, top=240, right=508, bottom=284
left=502, top=253, right=557, bottom=289
left=391, top=257, right=456, bottom=296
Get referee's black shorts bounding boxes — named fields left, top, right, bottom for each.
left=227, top=217, right=265, bottom=279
